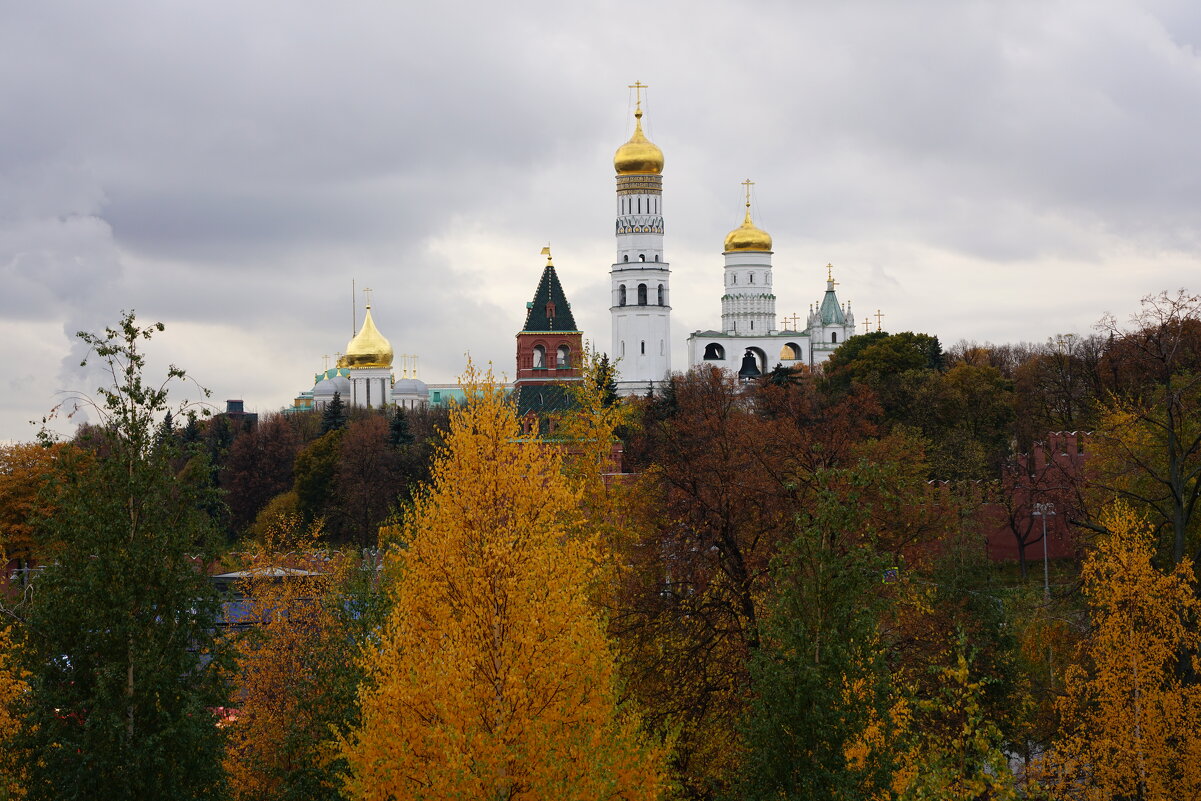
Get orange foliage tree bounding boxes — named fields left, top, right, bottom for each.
left=1045, top=503, right=1201, bottom=798
left=0, top=442, right=72, bottom=566
left=0, top=553, right=29, bottom=799
left=340, top=363, right=666, bottom=801
left=224, top=515, right=373, bottom=801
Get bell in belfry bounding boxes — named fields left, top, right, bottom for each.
left=737, top=349, right=761, bottom=381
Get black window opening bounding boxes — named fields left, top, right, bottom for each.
left=703, top=343, right=725, bottom=360
left=657, top=284, right=664, bottom=305
left=637, top=283, right=648, bottom=305
left=619, top=285, right=627, bottom=306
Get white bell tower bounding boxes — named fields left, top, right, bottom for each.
left=610, top=82, right=671, bottom=396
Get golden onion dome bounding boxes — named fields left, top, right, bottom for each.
left=344, top=305, right=393, bottom=369
left=614, top=108, right=664, bottom=175
left=724, top=204, right=773, bottom=252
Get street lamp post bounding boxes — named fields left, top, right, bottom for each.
left=1032, top=502, right=1056, bottom=600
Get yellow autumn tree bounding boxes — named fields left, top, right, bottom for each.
left=341, top=362, right=666, bottom=801
left=1044, top=502, right=1201, bottom=798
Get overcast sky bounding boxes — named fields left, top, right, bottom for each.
left=2, top=0, right=1200, bottom=441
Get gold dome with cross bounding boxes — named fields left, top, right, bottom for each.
left=723, top=179, right=773, bottom=252
left=614, top=81, right=664, bottom=176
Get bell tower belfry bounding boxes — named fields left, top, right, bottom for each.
left=610, top=82, right=671, bottom=396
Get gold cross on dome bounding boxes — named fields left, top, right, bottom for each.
left=862, top=318, right=871, bottom=334
left=826, top=263, right=839, bottom=286
left=363, top=286, right=374, bottom=308
left=788, top=312, right=802, bottom=329
left=742, top=178, right=755, bottom=209
left=628, top=80, right=648, bottom=110
left=875, top=309, right=885, bottom=331
left=322, top=354, right=330, bottom=370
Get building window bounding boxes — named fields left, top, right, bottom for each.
left=623, top=254, right=629, bottom=262
left=657, top=284, right=664, bottom=305
left=831, top=332, right=838, bottom=343
left=703, top=343, right=725, bottom=360
left=640, top=340, right=645, bottom=355
left=532, top=345, right=545, bottom=368
left=732, top=274, right=737, bottom=285
left=639, top=253, right=646, bottom=262
left=750, top=320, right=754, bottom=331
left=654, top=254, right=659, bottom=262
left=619, top=285, right=627, bottom=306
left=557, top=345, right=570, bottom=368
left=637, top=283, right=648, bottom=305
left=749, top=273, right=754, bottom=284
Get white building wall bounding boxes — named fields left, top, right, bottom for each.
left=611, top=173, right=671, bottom=394
left=348, top=367, right=393, bottom=409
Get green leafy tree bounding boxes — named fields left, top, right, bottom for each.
left=1090, top=290, right=1201, bottom=565
left=733, top=511, right=895, bottom=801
left=13, top=312, right=231, bottom=801
left=293, top=429, right=344, bottom=531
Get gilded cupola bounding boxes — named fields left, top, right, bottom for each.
left=344, top=305, right=393, bottom=368
left=724, top=179, right=773, bottom=252
left=614, top=107, right=664, bottom=176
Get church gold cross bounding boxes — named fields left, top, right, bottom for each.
left=363, top=286, right=374, bottom=308
left=862, top=319, right=871, bottom=334
left=742, top=178, right=755, bottom=208
left=629, top=80, right=648, bottom=109
left=875, top=309, right=885, bottom=331
left=826, top=263, right=839, bottom=286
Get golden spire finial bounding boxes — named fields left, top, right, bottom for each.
left=742, top=178, right=755, bottom=223
left=540, top=244, right=553, bottom=267
left=363, top=286, right=374, bottom=309
left=629, top=80, right=648, bottom=117
left=875, top=309, right=885, bottom=332
left=322, top=354, right=330, bottom=371
left=826, top=263, right=835, bottom=281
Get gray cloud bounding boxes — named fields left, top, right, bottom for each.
left=2, top=0, right=1199, bottom=440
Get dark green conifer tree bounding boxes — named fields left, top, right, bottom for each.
left=389, top=405, right=414, bottom=447
left=321, top=391, right=347, bottom=434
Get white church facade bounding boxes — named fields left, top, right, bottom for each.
left=607, top=87, right=866, bottom=391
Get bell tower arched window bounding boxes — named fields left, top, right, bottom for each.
left=637, top=283, right=648, bottom=305
left=532, top=345, right=545, bottom=368
left=619, top=285, right=627, bottom=306
left=556, top=345, right=570, bottom=368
